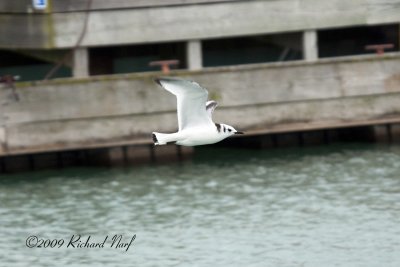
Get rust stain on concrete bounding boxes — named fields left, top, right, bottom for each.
left=385, top=73, right=400, bottom=92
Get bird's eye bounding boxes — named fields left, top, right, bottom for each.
left=228, top=129, right=232, bottom=132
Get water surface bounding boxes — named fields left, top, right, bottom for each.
left=1, top=144, right=399, bottom=267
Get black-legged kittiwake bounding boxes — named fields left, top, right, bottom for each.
left=152, top=77, right=244, bottom=146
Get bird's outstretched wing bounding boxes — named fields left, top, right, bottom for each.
left=155, top=77, right=214, bottom=131
left=206, top=100, right=218, bottom=118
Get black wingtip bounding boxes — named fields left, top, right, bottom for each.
left=152, top=133, right=158, bottom=144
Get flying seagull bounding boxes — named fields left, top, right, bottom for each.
left=152, top=77, right=243, bottom=146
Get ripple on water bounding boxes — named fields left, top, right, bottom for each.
left=0, top=144, right=400, bottom=267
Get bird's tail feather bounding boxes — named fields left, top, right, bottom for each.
left=152, top=132, right=180, bottom=145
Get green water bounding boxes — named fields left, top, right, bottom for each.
left=1, top=144, right=399, bottom=267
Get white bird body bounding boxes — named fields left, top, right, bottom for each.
left=152, top=77, right=243, bottom=146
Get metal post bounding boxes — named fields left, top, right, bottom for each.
left=365, top=44, right=394, bottom=55
left=149, top=60, right=179, bottom=74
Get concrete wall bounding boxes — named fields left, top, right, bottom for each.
left=1, top=53, right=400, bottom=155
left=1, top=0, right=400, bottom=49
left=0, top=0, right=237, bottom=13
left=0, top=14, right=51, bottom=48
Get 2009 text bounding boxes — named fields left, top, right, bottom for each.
left=25, top=234, right=136, bottom=252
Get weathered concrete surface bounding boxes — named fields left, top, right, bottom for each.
left=0, top=14, right=53, bottom=49
left=0, top=0, right=32, bottom=13
left=303, top=30, right=318, bottom=62
left=1, top=53, right=400, bottom=155
left=186, top=40, right=203, bottom=70
left=0, top=0, right=237, bottom=13
left=1, top=0, right=400, bottom=48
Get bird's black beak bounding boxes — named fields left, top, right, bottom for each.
left=235, top=131, right=244, bottom=135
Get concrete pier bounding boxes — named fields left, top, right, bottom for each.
left=1, top=123, right=399, bottom=173
left=303, top=30, right=318, bottom=61
left=1, top=53, right=400, bottom=172
left=0, top=144, right=194, bottom=173
left=73, top=48, right=89, bottom=78
left=186, top=40, right=203, bottom=70
left=2, top=53, right=400, bottom=156
left=2, top=0, right=400, bottom=49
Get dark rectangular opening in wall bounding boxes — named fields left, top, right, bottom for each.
left=89, top=42, right=186, bottom=75
left=0, top=50, right=71, bottom=81
left=202, top=32, right=303, bottom=67
left=318, top=24, right=399, bottom=58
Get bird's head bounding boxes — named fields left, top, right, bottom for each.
left=216, top=123, right=244, bottom=137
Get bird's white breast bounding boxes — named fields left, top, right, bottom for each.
left=175, top=126, right=225, bottom=146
